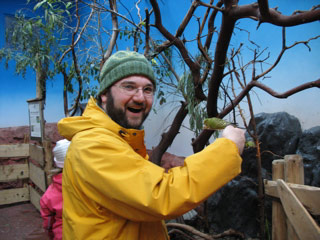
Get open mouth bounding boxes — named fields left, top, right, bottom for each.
left=128, top=107, right=143, bottom=113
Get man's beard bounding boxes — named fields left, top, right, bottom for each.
left=105, top=91, right=149, bottom=129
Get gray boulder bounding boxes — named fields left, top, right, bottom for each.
left=246, top=112, right=302, bottom=173
left=207, top=177, right=260, bottom=238
left=297, top=126, right=320, bottom=186
left=207, top=112, right=304, bottom=238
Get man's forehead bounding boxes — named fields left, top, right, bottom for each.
left=117, top=76, right=153, bottom=85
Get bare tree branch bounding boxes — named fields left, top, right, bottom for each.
left=149, top=0, right=205, bottom=100
left=150, top=101, right=188, bottom=165
left=59, top=1, right=94, bottom=64
left=103, top=0, right=119, bottom=63
left=175, top=0, right=200, bottom=38
left=135, top=0, right=142, bottom=23
left=255, top=30, right=320, bottom=80
left=144, top=9, right=150, bottom=55
left=257, top=0, right=270, bottom=18
left=204, top=0, right=222, bottom=50
left=207, top=5, right=236, bottom=117
left=168, top=229, right=196, bottom=240
left=69, top=47, right=82, bottom=116
left=149, top=0, right=200, bottom=73
left=159, top=51, right=181, bottom=83
left=167, top=222, right=214, bottom=240
left=61, top=68, right=69, bottom=117
left=167, top=222, right=245, bottom=239
left=231, top=3, right=320, bottom=27
left=198, top=1, right=224, bottom=12
left=220, top=78, right=320, bottom=118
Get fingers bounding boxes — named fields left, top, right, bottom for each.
left=222, top=125, right=246, bottom=154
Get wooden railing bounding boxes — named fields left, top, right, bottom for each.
left=0, top=142, right=53, bottom=211
left=264, top=155, right=320, bottom=240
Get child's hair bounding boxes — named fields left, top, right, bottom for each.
left=53, top=139, right=70, bottom=168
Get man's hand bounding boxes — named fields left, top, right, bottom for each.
left=222, top=125, right=245, bottom=154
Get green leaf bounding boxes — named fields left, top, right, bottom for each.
left=160, top=97, right=166, bottom=105
left=66, top=2, right=72, bottom=9
left=245, top=141, right=256, bottom=148
left=35, top=19, right=42, bottom=25
left=26, top=22, right=32, bottom=34
left=33, top=0, right=46, bottom=11
left=151, top=58, right=157, bottom=65
left=139, top=21, right=146, bottom=27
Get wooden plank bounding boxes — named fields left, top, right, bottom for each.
left=272, top=160, right=285, bottom=180
left=29, top=161, right=47, bottom=192
left=29, top=185, right=42, bottom=212
left=284, top=155, right=304, bottom=240
left=29, top=144, right=45, bottom=167
left=271, top=160, right=287, bottom=240
left=0, top=187, right=30, bottom=205
left=0, top=144, right=29, bottom=158
left=265, top=180, right=320, bottom=215
left=43, top=140, right=53, bottom=187
left=0, top=164, right=29, bottom=182
left=43, top=140, right=53, bottom=173
left=284, top=155, right=304, bottom=184
left=277, top=179, right=320, bottom=240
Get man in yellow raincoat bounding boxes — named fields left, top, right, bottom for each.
left=58, top=50, right=245, bottom=239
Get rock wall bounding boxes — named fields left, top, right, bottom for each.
left=0, top=122, right=63, bottom=145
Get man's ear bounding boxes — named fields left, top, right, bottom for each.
left=101, top=94, right=107, bottom=104
left=100, top=94, right=107, bottom=111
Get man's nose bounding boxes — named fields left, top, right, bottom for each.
left=132, top=88, right=146, bottom=101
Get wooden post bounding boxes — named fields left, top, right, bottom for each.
left=277, top=179, right=320, bottom=240
left=284, top=155, right=304, bottom=240
left=36, top=60, right=46, bottom=141
left=272, top=159, right=287, bottom=240
left=284, top=155, right=304, bottom=184
left=42, top=140, right=53, bottom=187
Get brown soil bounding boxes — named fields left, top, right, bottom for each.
left=0, top=202, right=49, bottom=240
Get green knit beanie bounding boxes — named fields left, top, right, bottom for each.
left=98, top=51, right=156, bottom=95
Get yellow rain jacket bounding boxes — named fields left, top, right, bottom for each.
left=58, top=97, right=242, bottom=240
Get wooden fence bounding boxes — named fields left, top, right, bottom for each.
left=264, top=154, right=320, bottom=240
left=0, top=142, right=53, bottom=211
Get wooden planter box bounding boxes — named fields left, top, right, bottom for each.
left=0, top=143, right=52, bottom=211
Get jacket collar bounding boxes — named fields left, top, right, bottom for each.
left=59, top=97, right=148, bottom=159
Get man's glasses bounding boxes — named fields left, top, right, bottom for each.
left=116, top=83, right=155, bottom=98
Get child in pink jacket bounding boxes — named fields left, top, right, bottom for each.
left=40, top=139, right=70, bottom=240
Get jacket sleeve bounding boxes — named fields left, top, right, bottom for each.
left=68, top=133, right=242, bottom=222
left=40, top=187, right=54, bottom=230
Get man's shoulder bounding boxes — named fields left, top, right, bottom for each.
left=72, top=126, right=125, bottom=145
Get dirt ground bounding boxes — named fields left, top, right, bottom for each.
left=0, top=202, right=49, bottom=240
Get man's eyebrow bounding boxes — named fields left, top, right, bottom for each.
left=120, top=80, right=136, bottom=85
left=121, top=80, right=153, bottom=87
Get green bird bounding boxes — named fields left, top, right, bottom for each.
left=203, top=117, right=233, bottom=130
left=203, top=117, right=256, bottom=148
